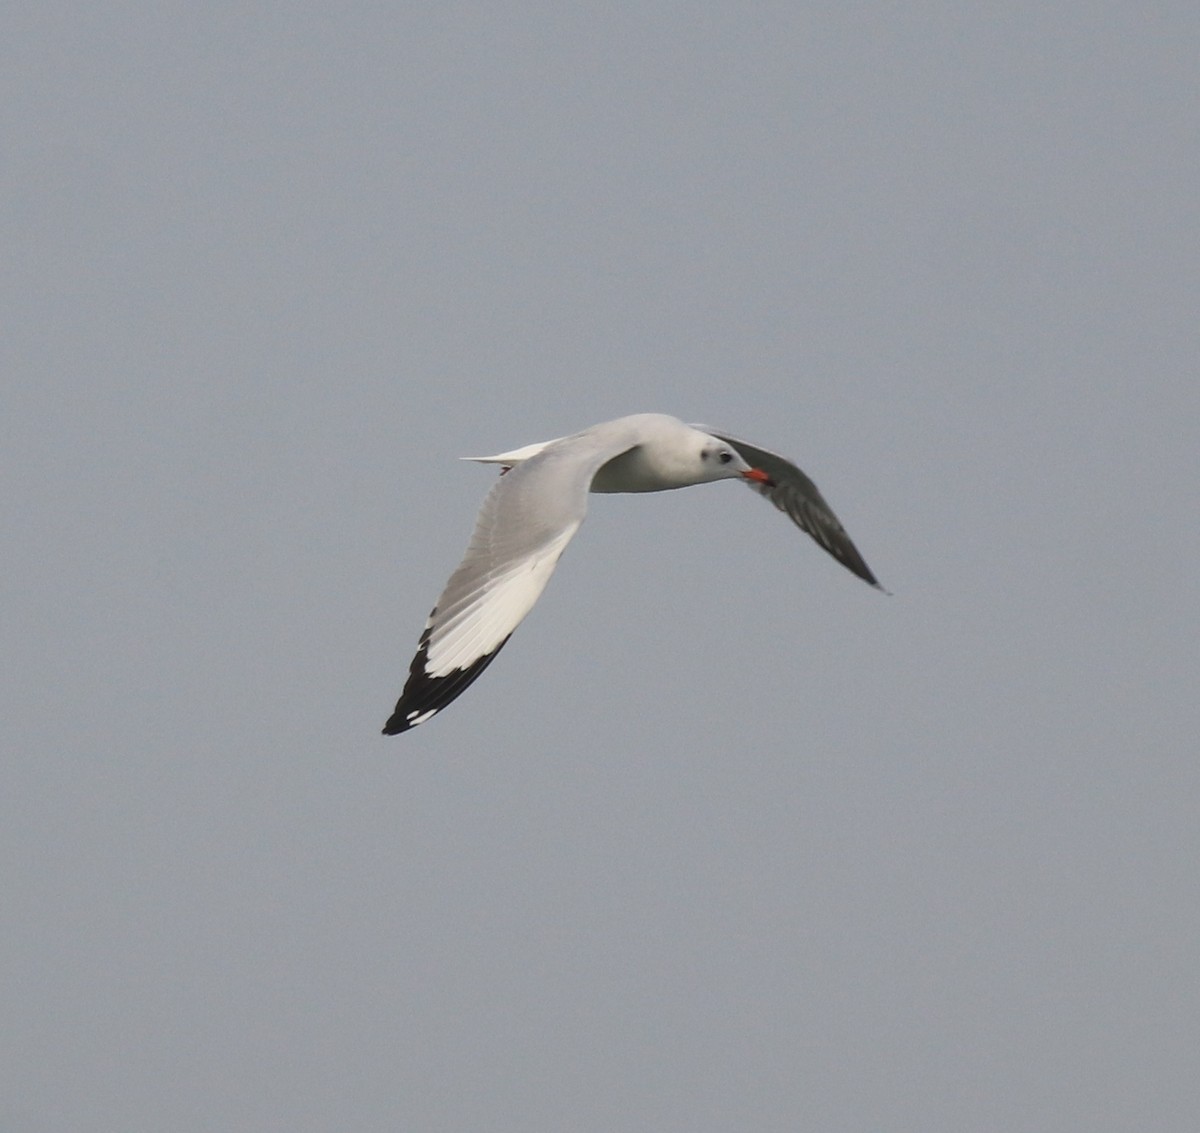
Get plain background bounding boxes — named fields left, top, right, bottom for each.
left=4, top=3, right=1198, bottom=1130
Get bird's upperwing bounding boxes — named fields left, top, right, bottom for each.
left=383, top=434, right=640, bottom=734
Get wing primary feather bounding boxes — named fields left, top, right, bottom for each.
left=381, top=610, right=514, bottom=734
left=700, top=428, right=887, bottom=591
left=383, top=432, right=637, bottom=734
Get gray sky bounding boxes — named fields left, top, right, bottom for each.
left=4, top=3, right=1199, bottom=1130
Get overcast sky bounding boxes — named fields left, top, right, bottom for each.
left=4, top=3, right=1199, bottom=1130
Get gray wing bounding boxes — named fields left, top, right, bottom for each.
left=699, top=428, right=885, bottom=590
left=383, top=434, right=640, bottom=734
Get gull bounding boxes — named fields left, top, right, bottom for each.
left=383, top=413, right=883, bottom=734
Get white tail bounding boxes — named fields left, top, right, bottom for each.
left=460, top=437, right=561, bottom=466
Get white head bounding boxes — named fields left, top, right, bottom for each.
left=691, top=430, right=775, bottom=487
left=590, top=415, right=777, bottom=494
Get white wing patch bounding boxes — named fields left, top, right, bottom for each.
left=423, top=523, right=580, bottom=677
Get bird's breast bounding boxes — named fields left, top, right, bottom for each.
left=589, top=447, right=685, bottom=494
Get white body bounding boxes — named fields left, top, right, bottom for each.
left=384, top=413, right=881, bottom=734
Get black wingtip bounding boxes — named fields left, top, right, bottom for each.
left=381, top=714, right=413, bottom=736
left=382, top=623, right=514, bottom=736
left=831, top=544, right=883, bottom=592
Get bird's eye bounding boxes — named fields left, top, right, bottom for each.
left=718, top=451, right=734, bottom=464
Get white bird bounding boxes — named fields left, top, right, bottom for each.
left=383, top=413, right=883, bottom=734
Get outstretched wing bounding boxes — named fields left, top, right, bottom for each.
left=699, top=428, right=885, bottom=590
left=383, top=437, right=637, bottom=734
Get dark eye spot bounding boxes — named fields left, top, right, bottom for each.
left=718, top=451, right=733, bottom=464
